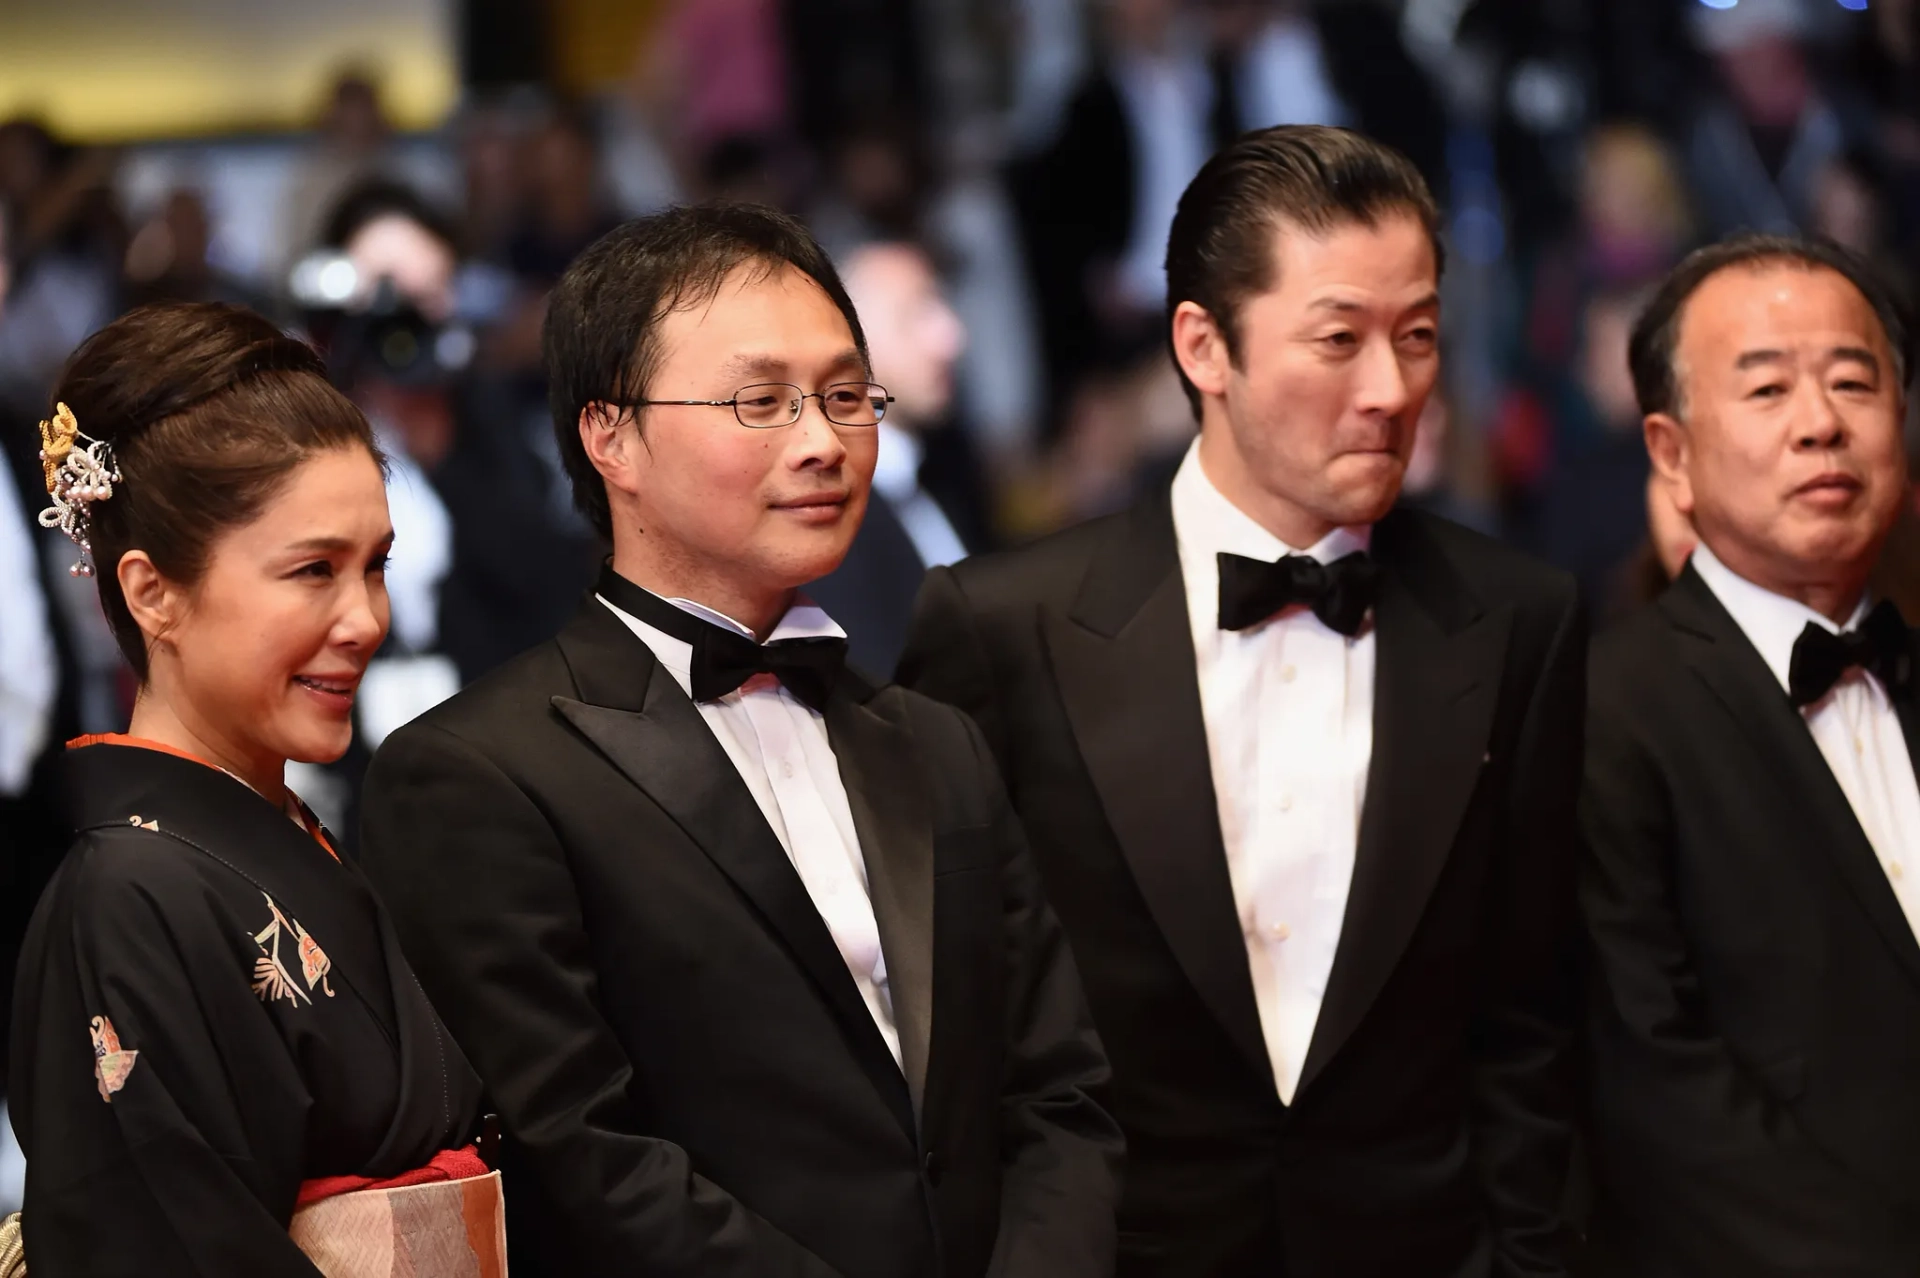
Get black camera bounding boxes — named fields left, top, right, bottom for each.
left=288, top=252, right=476, bottom=390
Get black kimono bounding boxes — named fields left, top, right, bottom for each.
left=8, top=740, right=484, bottom=1276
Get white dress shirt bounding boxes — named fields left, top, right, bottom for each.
left=1691, top=542, right=1920, bottom=941
left=873, top=421, right=967, bottom=570
left=1170, top=442, right=1374, bottom=1104
left=598, top=588, right=903, bottom=1068
left=0, top=470, right=56, bottom=797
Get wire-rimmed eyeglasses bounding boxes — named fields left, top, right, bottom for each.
left=617, top=382, right=894, bottom=429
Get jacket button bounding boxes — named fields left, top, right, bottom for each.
left=922, top=1150, right=944, bottom=1185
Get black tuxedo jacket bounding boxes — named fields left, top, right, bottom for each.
left=358, top=597, right=1122, bottom=1278
left=898, top=491, right=1584, bottom=1278
left=1580, top=565, right=1920, bottom=1276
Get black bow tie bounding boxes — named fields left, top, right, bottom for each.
left=1787, top=600, right=1913, bottom=708
left=1217, top=550, right=1380, bottom=636
left=595, top=565, right=847, bottom=712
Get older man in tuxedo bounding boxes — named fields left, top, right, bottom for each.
left=901, top=125, right=1584, bottom=1277
left=1581, top=234, right=1920, bottom=1275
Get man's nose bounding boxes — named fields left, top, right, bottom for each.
left=1792, top=388, right=1846, bottom=451
left=1354, top=340, right=1411, bottom=418
left=787, top=395, right=849, bottom=468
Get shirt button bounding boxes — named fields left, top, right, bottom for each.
left=1892, top=861, right=1906, bottom=882
left=1278, top=793, right=1293, bottom=812
left=1855, top=736, right=1866, bottom=756
left=1280, top=664, right=1297, bottom=683
left=1268, top=922, right=1291, bottom=941
left=781, top=761, right=795, bottom=779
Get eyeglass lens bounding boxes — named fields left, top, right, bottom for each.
left=734, top=383, right=888, bottom=428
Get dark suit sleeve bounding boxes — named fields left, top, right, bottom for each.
left=359, top=722, right=845, bottom=1278
left=1580, top=684, right=1908, bottom=1268
left=1474, top=593, right=1585, bottom=1277
left=896, top=566, right=1007, bottom=761
left=959, top=712, right=1124, bottom=1278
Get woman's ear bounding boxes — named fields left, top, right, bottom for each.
left=116, top=549, right=181, bottom=656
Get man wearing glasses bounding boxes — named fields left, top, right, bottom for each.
left=357, top=203, right=1122, bottom=1277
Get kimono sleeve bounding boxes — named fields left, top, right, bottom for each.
left=12, top=833, right=325, bottom=1277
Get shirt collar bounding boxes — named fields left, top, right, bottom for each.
left=1689, top=539, right=1868, bottom=694
left=1170, top=437, right=1372, bottom=567
left=870, top=421, right=923, bottom=504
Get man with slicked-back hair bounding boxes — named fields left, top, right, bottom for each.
left=901, top=125, right=1584, bottom=1277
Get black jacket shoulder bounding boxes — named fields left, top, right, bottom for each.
left=1380, top=506, right=1577, bottom=612
left=942, top=507, right=1136, bottom=615
left=391, top=633, right=578, bottom=750
left=1587, top=592, right=1693, bottom=710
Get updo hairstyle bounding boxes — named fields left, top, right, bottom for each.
left=46, top=302, right=381, bottom=680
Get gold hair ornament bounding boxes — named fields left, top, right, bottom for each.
left=37, top=402, right=120, bottom=577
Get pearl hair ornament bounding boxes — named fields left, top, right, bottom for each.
left=37, top=402, right=121, bottom=577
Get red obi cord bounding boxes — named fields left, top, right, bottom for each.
left=295, top=1146, right=489, bottom=1209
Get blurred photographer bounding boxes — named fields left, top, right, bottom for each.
left=293, top=180, right=597, bottom=831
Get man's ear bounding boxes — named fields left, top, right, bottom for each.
left=1170, top=301, right=1232, bottom=401
left=579, top=403, right=643, bottom=499
left=1644, top=411, right=1694, bottom=517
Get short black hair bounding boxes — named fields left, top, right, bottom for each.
left=321, top=178, right=460, bottom=258
left=1629, top=232, right=1914, bottom=419
left=1164, top=124, right=1444, bottom=417
left=543, top=202, right=869, bottom=540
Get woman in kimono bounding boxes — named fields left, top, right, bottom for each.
left=8, top=303, right=499, bottom=1276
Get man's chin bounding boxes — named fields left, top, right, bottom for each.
left=776, top=542, right=860, bottom=589
left=1783, top=521, right=1884, bottom=579
left=1323, top=468, right=1405, bottom=526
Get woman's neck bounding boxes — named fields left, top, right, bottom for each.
left=127, top=689, right=287, bottom=809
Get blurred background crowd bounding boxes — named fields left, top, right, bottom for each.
left=4, top=0, right=1920, bottom=1077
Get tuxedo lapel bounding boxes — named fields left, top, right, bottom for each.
left=551, top=602, right=916, bottom=1134
left=825, top=683, right=935, bottom=1121
left=1665, top=568, right=1920, bottom=993
left=1299, top=516, right=1511, bottom=1095
left=1042, top=493, right=1272, bottom=1086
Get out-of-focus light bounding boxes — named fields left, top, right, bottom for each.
left=435, top=327, right=476, bottom=372
left=1836, top=0, right=1868, bottom=11
left=1453, top=205, right=1505, bottom=267
left=1697, top=0, right=1739, bottom=10
left=289, top=253, right=361, bottom=308
left=317, top=259, right=358, bottom=305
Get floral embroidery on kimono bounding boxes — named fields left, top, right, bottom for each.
left=90, top=1015, right=138, bottom=1102
left=250, top=894, right=335, bottom=1006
